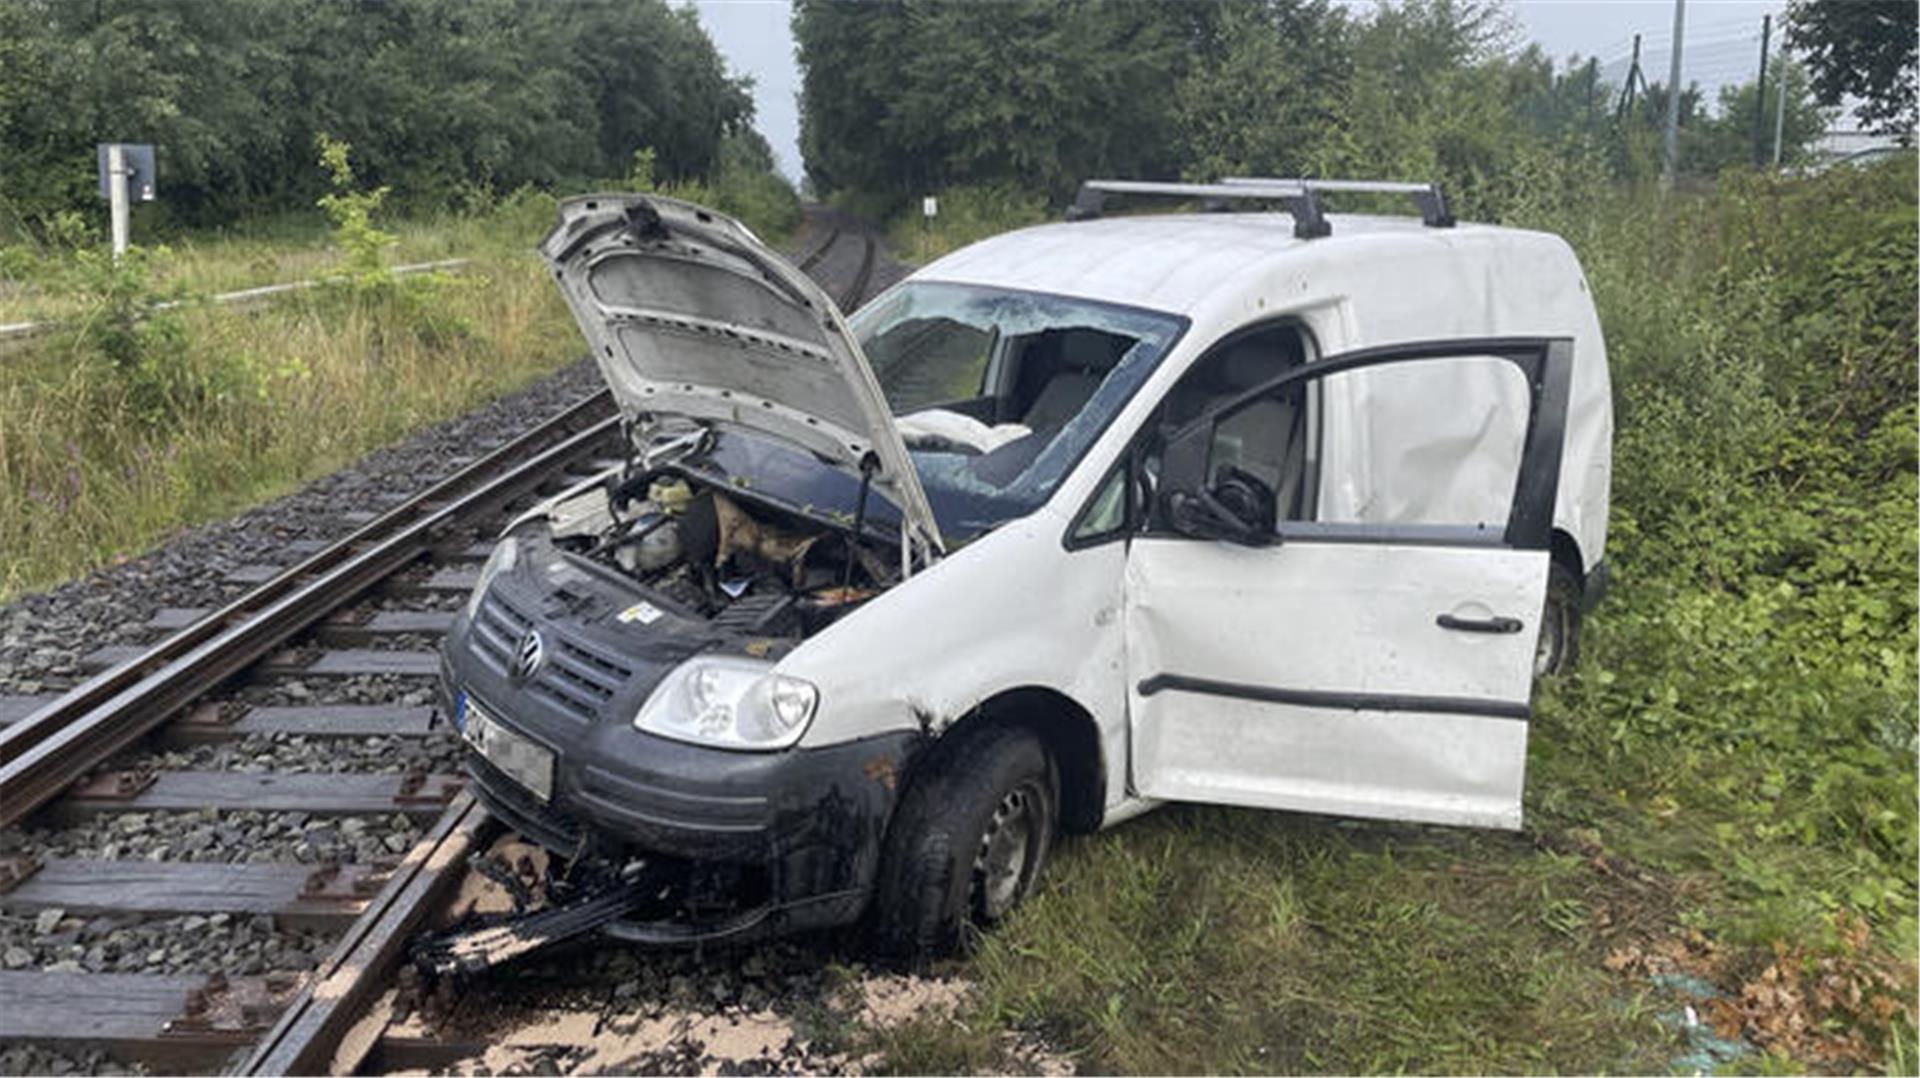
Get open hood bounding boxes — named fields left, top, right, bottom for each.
left=540, top=194, right=943, bottom=564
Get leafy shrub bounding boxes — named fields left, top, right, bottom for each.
left=314, top=135, right=473, bottom=350
left=1525, top=159, right=1918, bottom=961
left=314, top=134, right=399, bottom=296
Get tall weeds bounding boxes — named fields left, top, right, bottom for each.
left=0, top=176, right=577, bottom=599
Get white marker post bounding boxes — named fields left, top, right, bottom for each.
left=920, top=195, right=938, bottom=263
left=107, top=143, right=130, bottom=262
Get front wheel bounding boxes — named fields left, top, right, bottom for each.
left=872, top=724, right=1058, bottom=961
left=1535, top=562, right=1583, bottom=678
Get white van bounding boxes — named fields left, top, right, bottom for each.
left=439, top=179, right=1613, bottom=957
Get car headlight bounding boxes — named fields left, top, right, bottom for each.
left=464, top=536, right=518, bottom=620
left=634, top=656, right=819, bottom=751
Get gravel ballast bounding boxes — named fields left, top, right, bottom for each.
left=5, top=808, right=423, bottom=865
left=0, top=910, right=332, bottom=977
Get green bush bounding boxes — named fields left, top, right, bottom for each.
left=1523, top=160, right=1918, bottom=956
left=884, top=184, right=1049, bottom=263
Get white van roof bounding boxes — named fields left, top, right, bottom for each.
left=916, top=213, right=1574, bottom=316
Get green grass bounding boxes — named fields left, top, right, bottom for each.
left=0, top=211, right=502, bottom=324
left=0, top=196, right=581, bottom=600
left=945, top=809, right=1670, bottom=1075
left=0, top=166, right=803, bottom=602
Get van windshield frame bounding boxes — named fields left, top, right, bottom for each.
left=850, top=282, right=1187, bottom=539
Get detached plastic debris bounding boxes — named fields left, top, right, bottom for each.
left=1649, top=972, right=1753, bottom=1074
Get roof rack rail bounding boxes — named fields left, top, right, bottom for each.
left=1065, top=177, right=1453, bottom=238
left=1068, top=180, right=1329, bottom=238
left=1222, top=176, right=1454, bottom=230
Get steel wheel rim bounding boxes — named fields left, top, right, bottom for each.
left=974, top=784, right=1038, bottom=920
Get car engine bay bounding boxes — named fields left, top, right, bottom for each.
left=532, top=458, right=898, bottom=641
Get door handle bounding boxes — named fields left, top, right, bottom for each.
left=1436, top=613, right=1524, bottom=634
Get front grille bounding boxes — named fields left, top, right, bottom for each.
left=474, top=590, right=635, bottom=721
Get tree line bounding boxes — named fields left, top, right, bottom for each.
left=794, top=0, right=1904, bottom=216
left=0, top=0, right=762, bottom=233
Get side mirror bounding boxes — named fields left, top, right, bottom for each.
left=1157, top=421, right=1276, bottom=546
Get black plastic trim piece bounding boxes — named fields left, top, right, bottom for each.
left=1582, top=558, right=1611, bottom=612
left=1282, top=191, right=1330, bottom=238
left=1413, top=186, right=1456, bottom=227
left=1436, top=613, right=1524, bottom=634
left=1134, top=673, right=1530, bottom=721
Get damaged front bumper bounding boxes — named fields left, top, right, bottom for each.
left=439, top=551, right=919, bottom=946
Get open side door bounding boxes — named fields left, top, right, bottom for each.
left=1124, top=338, right=1572, bottom=829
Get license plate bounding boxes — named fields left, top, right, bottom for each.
left=461, top=696, right=555, bottom=803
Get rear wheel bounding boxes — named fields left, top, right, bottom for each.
left=873, top=724, right=1058, bottom=961
left=1535, top=561, right=1582, bottom=678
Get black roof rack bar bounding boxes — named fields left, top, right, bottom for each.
left=1067, top=180, right=1330, bottom=239
left=1221, top=176, right=1454, bottom=228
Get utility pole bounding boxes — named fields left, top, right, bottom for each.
left=1586, top=57, right=1599, bottom=133
left=1662, top=0, right=1686, bottom=185
left=1772, top=62, right=1789, bottom=166
left=1751, top=14, right=1771, bottom=166
left=1618, top=34, right=1643, bottom=120
left=107, top=143, right=130, bottom=262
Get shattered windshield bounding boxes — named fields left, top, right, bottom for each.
left=850, top=282, right=1185, bottom=537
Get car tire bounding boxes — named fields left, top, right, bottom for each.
left=872, top=723, right=1058, bottom=962
left=1536, top=561, right=1582, bottom=678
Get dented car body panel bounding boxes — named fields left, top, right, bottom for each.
left=442, top=194, right=1613, bottom=941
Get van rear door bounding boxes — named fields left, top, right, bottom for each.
left=1124, top=338, right=1571, bottom=829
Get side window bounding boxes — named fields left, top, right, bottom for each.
left=1149, top=339, right=1566, bottom=549
left=1145, top=325, right=1312, bottom=528
left=1306, top=354, right=1530, bottom=531
left=1070, top=463, right=1130, bottom=543
left=1205, top=383, right=1312, bottom=522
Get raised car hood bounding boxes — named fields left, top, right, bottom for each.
left=540, top=194, right=943, bottom=564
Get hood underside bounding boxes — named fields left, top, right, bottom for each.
left=540, top=194, right=943, bottom=562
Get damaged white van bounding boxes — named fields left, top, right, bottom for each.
left=437, top=178, right=1612, bottom=959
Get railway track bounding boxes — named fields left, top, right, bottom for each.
left=798, top=212, right=879, bottom=311
left=0, top=213, right=892, bottom=1076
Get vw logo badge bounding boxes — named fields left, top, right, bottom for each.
left=511, top=630, right=545, bottom=682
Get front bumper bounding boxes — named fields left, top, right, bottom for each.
left=439, top=547, right=919, bottom=943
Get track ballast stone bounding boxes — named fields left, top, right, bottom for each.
left=4, top=808, right=423, bottom=866
left=0, top=910, right=332, bottom=977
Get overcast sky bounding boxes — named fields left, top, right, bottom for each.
left=686, top=0, right=1790, bottom=183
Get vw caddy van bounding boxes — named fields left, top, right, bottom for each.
left=439, top=178, right=1613, bottom=957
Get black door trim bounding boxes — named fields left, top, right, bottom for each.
left=1135, top=673, right=1530, bottom=721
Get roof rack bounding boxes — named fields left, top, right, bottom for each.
left=1066, top=177, right=1453, bottom=238
left=1223, top=176, right=1454, bottom=230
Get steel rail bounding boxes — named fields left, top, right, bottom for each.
left=797, top=223, right=842, bottom=272
left=839, top=233, right=877, bottom=311
left=0, top=391, right=617, bottom=828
